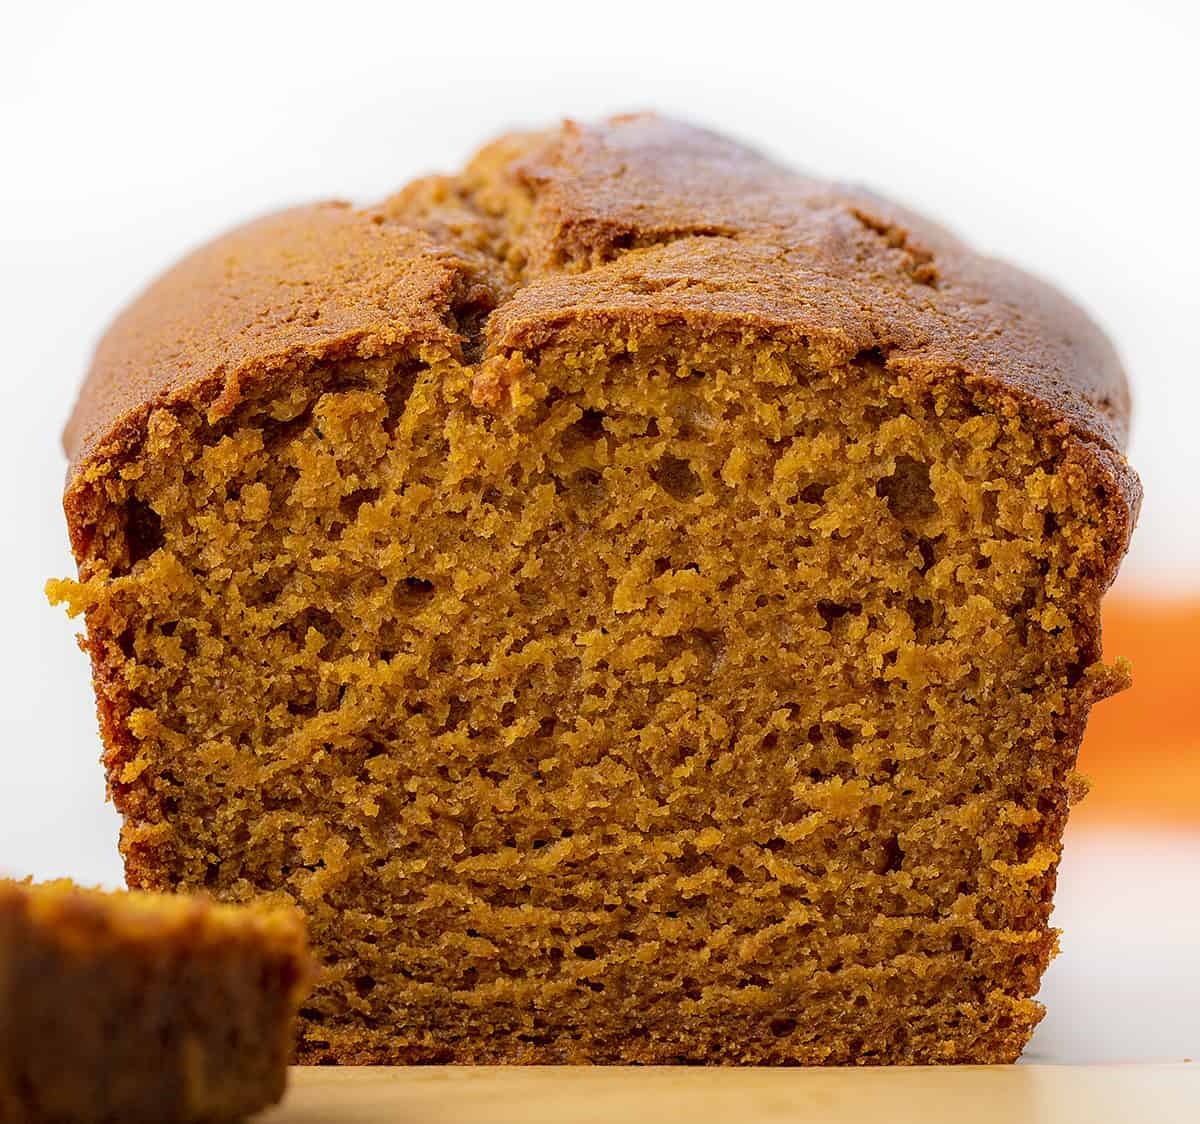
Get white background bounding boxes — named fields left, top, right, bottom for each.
left=1, top=0, right=1196, bottom=1064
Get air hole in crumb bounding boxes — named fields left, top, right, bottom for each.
left=286, top=697, right=318, bottom=719
left=1043, top=510, right=1059, bottom=538
left=876, top=835, right=905, bottom=874
left=907, top=598, right=935, bottom=636
left=116, top=628, right=136, bottom=658
left=653, top=455, right=702, bottom=501
left=693, top=629, right=722, bottom=671
left=286, top=608, right=342, bottom=655
left=339, top=487, right=380, bottom=522
left=354, top=975, right=377, bottom=997
left=394, top=577, right=434, bottom=609
left=122, top=498, right=163, bottom=569
left=262, top=405, right=317, bottom=452
left=325, top=373, right=369, bottom=396
left=765, top=838, right=786, bottom=853
left=769, top=1018, right=797, bottom=1038
left=1015, top=829, right=1039, bottom=861
left=574, top=945, right=597, bottom=960
left=916, top=537, right=937, bottom=574
left=676, top=847, right=705, bottom=877
left=877, top=456, right=937, bottom=521
left=817, top=600, right=860, bottom=629
left=444, top=697, right=470, bottom=730
left=800, top=481, right=829, bottom=504
left=658, top=629, right=722, bottom=675
left=567, top=408, right=607, bottom=446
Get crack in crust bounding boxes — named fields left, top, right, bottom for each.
left=847, top=207, right=940, bottom=288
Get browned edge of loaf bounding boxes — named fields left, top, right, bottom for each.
left=59, top=111, right=1141, bottom=865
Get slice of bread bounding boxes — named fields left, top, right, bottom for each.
left=0, top=879, right=310, bottom=1121
left=50, top=115, right=1138, bottom=1064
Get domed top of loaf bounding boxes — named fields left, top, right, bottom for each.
left=63, top=114, right=1139, bottom=533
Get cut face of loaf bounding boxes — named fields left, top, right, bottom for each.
left=53, top=116, right=1138, bottom=1065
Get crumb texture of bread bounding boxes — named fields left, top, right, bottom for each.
left=50, top=115, right=1139, bottom=1065
left=0, top=879, right=310, bottom=1123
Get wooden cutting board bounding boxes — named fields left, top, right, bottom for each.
left=263, top=1064, right=1198, bottom=1123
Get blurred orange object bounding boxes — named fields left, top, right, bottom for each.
left=1074, top=596, right=1200, bottom=826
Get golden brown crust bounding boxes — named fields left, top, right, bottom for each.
left=64, top=114, right=1140, bottom=579
left=63, top=203, right=465, bottom=476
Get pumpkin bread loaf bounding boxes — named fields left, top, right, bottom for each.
left=49, top=115, right=1139, bottom=1064
left=0, top=879, right=310, bottom=1122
